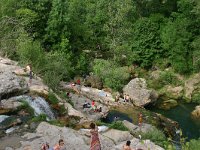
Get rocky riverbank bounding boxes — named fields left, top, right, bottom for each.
left=0, top=56, right=198, bottom=149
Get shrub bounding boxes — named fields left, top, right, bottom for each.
left=31, top=114, right=47, bottom=122
left=183, top=139, right=200, bottom=150
left=92, top=59, right=130, bottom=91
left=48, top=120, right=65, bottom=127
left=18, top=100, right=34, bottom=116
left=48, top=92, right=59, bottom=105
left=191, top=92, right=200, bottom=104
left=108, top=121, right=129, bottom=131
left=137, top=127, right=167, bottom=147
left=148, top=70, right=182, bottom=90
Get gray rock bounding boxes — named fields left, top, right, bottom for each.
left=123, top=78, right=157, bottom=106
left=191, top=105, right=200, bottom=119
left=122, top=120, right=154, bottom=134
left=0, top=71, right=28, bottom=98
left=102, top=129, right=133, bottom=144
left=12, top=122, right=164, bottom=150
left=185, top=73, right=200, bottom=101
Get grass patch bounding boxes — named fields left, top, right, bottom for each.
left=135, top=127, right=168, bottom=147
left=17, top=100, right=35, bottom=116
left=31, top=114, right=47, bottom=122
left=48, top=92, right=59, bottom=105
left=96, top=121, right=129, bottom=131
left=48, top=120, right=65, bottom=127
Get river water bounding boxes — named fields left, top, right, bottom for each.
left=148, top=103, right=200, bottom=140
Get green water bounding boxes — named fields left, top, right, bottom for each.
left=148, top=103, right=200, bottom=140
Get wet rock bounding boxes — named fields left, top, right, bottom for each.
left=191, top=105, right=200, bottom=119
left=158, top=99, right=178, bottom=110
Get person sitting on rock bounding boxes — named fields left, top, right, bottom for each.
left=91, top=100, right=96, bottom=109
left=123, top=141, right=134, bottom=150
left=41, top=142, right=49, bottom=150
left=83, top=100, right=91, bottom=109
left=53, top=139, right=65, bottom=150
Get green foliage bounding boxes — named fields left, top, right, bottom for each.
left=96, top=120, right=128, bottom=131
left=148, top=71, right=182, bottom=89
left=191, top=92, right=200, bottom=104
left=58, top=104, right=67, bottom=116
left=48, top=120, right=65, bottom=127
left=31, top=114, right=47, bottom=122
left=48, top=92, right=59, bottom=105
left=137, top=127, right=168, bottom=147
left=18, top=100, right=34, bottom=116
left=182, top=138, right=200, bottom=150
left=108, top=121, right=129, bottom=131
left=92, top=59, right=130, bottom=91
left=131, top=15, right=164, bottom=68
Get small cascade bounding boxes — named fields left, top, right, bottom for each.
left=0, top=115, right=9, bottom=123
left=13, top=95, right=55, bottom=120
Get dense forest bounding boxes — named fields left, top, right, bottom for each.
left=0, top=0, right=200, bottom=91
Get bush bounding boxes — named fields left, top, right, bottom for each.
left=48, top=92, right=59, bottom=105
left=183, top=139, right=200, bottom=150
left=137, top=127, right=167, bottom=147
left=18, top=100, right=34, bottom=116
left=108, top=121, right=129, bottom=131
left=31, top=114, right=47, bottom=122
left=92, top=59, right=130, bottom=91
left=191, top=92, right=200, bottom=104
left=148, top=70, right=182, bottom=89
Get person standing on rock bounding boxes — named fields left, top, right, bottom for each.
left=90, top=122, right=101, bottom=150
left=26, top=64, right=33, bottom=85
left=138, top=112, right=143, bottom=128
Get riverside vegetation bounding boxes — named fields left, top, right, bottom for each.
left=0, top=0, right=200, bottom=149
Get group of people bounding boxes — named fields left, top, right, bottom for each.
left=41, top=139, right=65, bottom=150
left=83, top=100, right=102, bottom=113
left=115, top=93, right=130, bottom=103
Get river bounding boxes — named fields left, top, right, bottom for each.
left=148, top=103, right=200, bottom=140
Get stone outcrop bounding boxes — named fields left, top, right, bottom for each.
left=0, top=57, right=28, bottom=99
left=191, top=105, right=200, bottom=119
left=2, top=122, right=163, bottom=150
left=123, top=78, right=158, bottom=106
left=122, top=120, right=154, bottom=134
left=185, top=73, right=200, bottom=101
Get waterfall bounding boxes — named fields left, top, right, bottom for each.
left=13, top=95, right=55, bottom=120
left=0, top=115, right=9, bottom=123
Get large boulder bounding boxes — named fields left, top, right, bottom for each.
left=123, top=78, right=158, bottom=106
left=112, top=138, right=164, bottom=150
left=0, top=57, right=28, bottom=99
left=102, top=129, right=133, bottom=144
left=185, top=73, right=200, bottom=101
left=191, top=105, right=200, bottom=119
left=0, top=71, right=28, bottom=99
left=122, top=120, right=154, bottom=134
